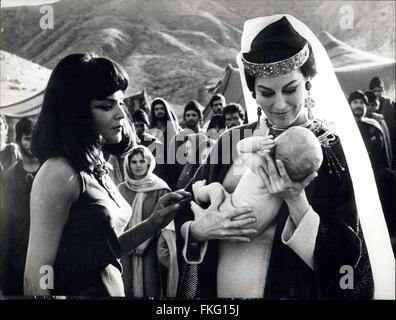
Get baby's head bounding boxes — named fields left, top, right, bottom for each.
left=274, top=127, right=323, bottom=182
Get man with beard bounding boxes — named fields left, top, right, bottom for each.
left=223, top=103, right=245, bottom=129
left=0, top=117, right=41, bottom=295
left=182, top=100, right=203, bottom=134
left=168, top=101, right=203, bottom=189
left=209, top=93, right=226, bottom=116
left=148, top=98, right=180, bottom=146
left=349, top=90, right=387, bottom=166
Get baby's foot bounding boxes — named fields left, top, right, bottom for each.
left=192, top=179, right=207, bottom=198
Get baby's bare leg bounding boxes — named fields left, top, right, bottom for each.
left=192, top=180, right=234, bottom=212
left=192, top=180, right=230, bottom=207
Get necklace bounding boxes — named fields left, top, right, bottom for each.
left=264, top=118, right=314, bottom=137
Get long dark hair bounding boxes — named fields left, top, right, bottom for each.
left=32, top=53, right=135, bottom=171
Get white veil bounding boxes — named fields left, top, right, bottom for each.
left=236, top=14, right=395, bottom=299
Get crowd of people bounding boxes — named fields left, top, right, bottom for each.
left=347, top=82, right=396, bottom=242
left=0, top=14, right=394, bottom=299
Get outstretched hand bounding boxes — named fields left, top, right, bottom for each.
left=151, top=190, right=191, bottom=229
left=258, top=152, right=318, bottom=201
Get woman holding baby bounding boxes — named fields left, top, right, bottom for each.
left=175, top=15, right=394, bottom=299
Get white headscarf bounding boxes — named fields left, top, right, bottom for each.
left=236, top=14, right=394, bottom=299
left=122, top=145, right=171, bottom=297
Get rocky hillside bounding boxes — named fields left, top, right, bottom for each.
left=1, top=0, right=394, bottom=111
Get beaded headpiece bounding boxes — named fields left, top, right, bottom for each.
left=241, top=43, right=310, bottom=78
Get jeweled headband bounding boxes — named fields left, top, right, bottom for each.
left=241, top=43, right=310, bottom=78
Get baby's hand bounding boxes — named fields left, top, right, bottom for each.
left=259, top=135, right=275, bottom=152
left=237, top=136, right=275, bottom=154
left=192, top=179, right=207, bottom=198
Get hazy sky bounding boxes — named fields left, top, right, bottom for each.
left=1, top=0, right=61, bottom=8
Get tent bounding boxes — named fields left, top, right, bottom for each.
left=318, top=32, right=396, bottom=97
left=201, top=32, right=395, bottom=125
left=0, top=50, right=51, bottom=118
left=201, top=64, right=246, bottom=125
left=124, top=89, right=152, bottom=118
left=0, top=90, right=44, bottom=118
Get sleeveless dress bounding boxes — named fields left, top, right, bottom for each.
left=50, top=169, right=131, bottom=297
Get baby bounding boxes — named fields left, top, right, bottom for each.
left=192, top=126, right=323, bottom=297
left=192, top=126, right=323, bottom=238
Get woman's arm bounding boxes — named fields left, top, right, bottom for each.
left=24, top=158, right=80, bottom=296
left=118, top=190, right=190, bottom=256
left=259, top=147, right=374, bottom=298
left=258, top=152, right=319, bottom=269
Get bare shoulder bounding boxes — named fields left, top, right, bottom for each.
left=33, top=157, right=80, bottom=201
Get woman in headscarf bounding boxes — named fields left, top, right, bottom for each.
left=175, top=15, right=394, bottom=299
left=118, top=145, right=178, bottom=297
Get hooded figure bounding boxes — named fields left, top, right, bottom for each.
left=148, top=97, right=180, bottom=145
left=117, top=145, right=178, bottom=297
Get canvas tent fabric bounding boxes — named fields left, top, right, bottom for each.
left=0, top=90, right=44, bottom=118
left=124, top=89, right=152, bottom=118
left=0, top=50, right=51, bottom=119
left=202, top=64, right=246, bottom=125
left=318, top=32, right=396, bottom=97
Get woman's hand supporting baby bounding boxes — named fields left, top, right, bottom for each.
left=258, top=152, right=318, bottom=226
left=189, top=186, right=258, bottom=243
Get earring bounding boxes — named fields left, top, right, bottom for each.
left=305, top=80, right=315, bottom=119
left=256, top=105, right=262, bottom=128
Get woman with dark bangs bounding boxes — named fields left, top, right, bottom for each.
left=24, top=53, right=189, bottom=297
